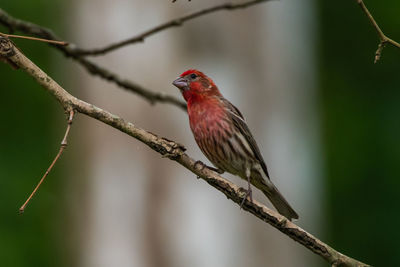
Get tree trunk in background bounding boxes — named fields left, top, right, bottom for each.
left=67, top=0, right=321, bottom=266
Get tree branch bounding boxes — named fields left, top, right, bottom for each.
left=0, top=0, right=272, bottom=109
left=0, top=36, right=370, bottom=267
left=0, top=8, right=187, bottom=111
left=356, top=0, right=400, bottom=63
left=19, top=110, right=75, bottom=213
left=72, top=0, right=272, bottom=56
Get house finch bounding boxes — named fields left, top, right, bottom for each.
left=173, top=69, right=299, bottom=220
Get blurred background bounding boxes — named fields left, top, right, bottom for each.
left=1, top=0, right=399, bottom=266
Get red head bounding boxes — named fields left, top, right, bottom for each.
left=172, top=69, right=221, bottom=102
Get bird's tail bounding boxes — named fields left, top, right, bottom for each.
left=259, top=179, right=299, bottom=221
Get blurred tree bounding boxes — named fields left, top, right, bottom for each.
left=318, top=1, right=400, bottom=266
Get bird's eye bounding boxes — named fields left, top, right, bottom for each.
left=190, top=73, right=197, bottom=79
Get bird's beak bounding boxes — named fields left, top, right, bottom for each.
left=172, top=77, right=188, bottom=91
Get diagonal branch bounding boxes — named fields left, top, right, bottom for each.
left=0, top=36, right=370, bottom=267
left=0, top=8, right=186, bottom=111
left=72, top=0, right=272, bottom=56
left=356, top=0, right=400, bottom=63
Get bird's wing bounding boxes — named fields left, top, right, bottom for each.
left=218, top=97, right=270, bottom=178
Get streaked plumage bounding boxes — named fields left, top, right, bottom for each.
left=173, top=69, right=298, bottom=220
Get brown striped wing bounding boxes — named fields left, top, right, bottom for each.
left=218, top=97, right=270, bottom=178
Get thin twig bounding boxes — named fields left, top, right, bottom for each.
left=0, top=32, right=68, bottom=45
left=72, top=0, right=272, bottom=56
left=0, top=36, right=371, bottom=267
left=19, top=110, right=75, bottom=213
left=356, top=0, right=400, bottom=63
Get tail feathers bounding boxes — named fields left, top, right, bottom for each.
left=260, top=181, right=299, bottom=221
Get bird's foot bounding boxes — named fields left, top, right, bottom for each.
left=194, top=160, right=206, bottom=171
left=194, top=161, right=224, bottom=174
left=239, top=186, right=253, bottom=209
left=207, top=166, right=225, bottom=174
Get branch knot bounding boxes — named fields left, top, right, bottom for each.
left=0, top=36, right=15, bottom=57
left=158, top=137, right=186, bottom=159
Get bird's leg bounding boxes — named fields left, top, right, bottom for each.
left=194, top=160, right=224, bottom=174
left=240, top=167, right=253, bottom=208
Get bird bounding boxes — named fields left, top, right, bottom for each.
left=172, top=69, right=299, bottom=220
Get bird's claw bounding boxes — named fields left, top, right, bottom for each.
left=214, top=168, right=225, bottom=174
left=194, top=160, right=206, bottom=171
left=239, top=186, right=253, bottom=209
left=207, top=166, right=224, bottom=174
left=194, top=161, right=224, bottom=174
